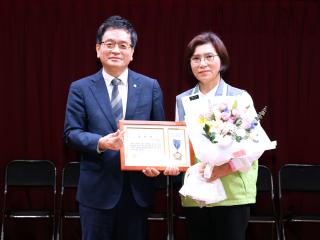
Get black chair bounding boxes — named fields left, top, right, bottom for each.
left=57, top=161, right=80, bottom=240
left=278, top=164, right=320, bottom=240
left=1, top=160, right=56, bottom=240
left=248, top=165, right=280, bottom=240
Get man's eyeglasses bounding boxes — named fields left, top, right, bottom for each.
left=190, top=54, right=219, bottom=65
left=100, top=41, right=132, bottom=50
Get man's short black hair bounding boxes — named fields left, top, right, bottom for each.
left=96, top=15, right=138, bottom=48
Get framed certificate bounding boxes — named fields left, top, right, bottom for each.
left=119, top=120, right=194, bottom=171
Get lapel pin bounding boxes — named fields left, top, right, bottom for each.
left=133, top=84, right=137, bottom=88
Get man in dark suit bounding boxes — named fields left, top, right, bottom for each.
left=64, top=15, right=178, bottom=240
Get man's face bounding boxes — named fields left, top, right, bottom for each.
left=96, top=28, right=134, bottom=76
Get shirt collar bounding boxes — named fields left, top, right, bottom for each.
left=102, top=68, right=128, bottom=86
left=193, top=80, right=220, bottom=98
left=198, top=84, right=218, bottom=98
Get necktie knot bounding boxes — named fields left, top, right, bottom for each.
left=111, top=78, right=121, bottom=86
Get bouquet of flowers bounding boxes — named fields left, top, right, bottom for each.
left=201, top=101, right=266, bottom=145
left=179, top=94, right=276, bottom=205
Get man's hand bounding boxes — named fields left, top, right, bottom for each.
left=142, top=167, right=160, bottom=177
left=143, top=165, right=180, bottom=177
left=98, top=129, right=125, bottom=151
left=163, top=166, right=180, bottom=176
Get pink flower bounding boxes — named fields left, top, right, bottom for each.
left=228, top=116, right=236, bottom=123
left=221, top=111, right=231, bottom=121
left=231, top=108, right=240, bottom=117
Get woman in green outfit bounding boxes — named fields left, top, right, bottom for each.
left=175, top=32, right=258, bottom=240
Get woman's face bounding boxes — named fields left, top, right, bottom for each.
left=190, top=43, right=221, bottom=87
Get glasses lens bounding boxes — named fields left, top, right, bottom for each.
left=191, top=54, right=217, bottom=64
left=101, top=41, right=131, bottom=50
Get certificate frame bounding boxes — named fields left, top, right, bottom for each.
left=119, top=120, right=194, bottom=172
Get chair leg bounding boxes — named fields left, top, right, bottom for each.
left=52, top=219, right=56, bottom=240
left=58, top=218, right=63, bottom=240
left=280, top=223, right=285, bottom=240
left=271, top=223, right=275, bottom=240
left=275, top=222, right=281, bottom=240
left=1, top=221, right=5, bottom=240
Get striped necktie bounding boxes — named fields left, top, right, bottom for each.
left=111, top=78, right=123, bottom=123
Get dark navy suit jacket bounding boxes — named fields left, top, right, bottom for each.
left=64, top=69, right=165, bottom=210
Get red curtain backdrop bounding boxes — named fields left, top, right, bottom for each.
left=0, top=0, right=319, bottom=239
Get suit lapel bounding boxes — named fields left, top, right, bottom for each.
left=215, top=79, right=226, bottom=96
left=89, top=71, right=118, bottom=130
left=125, top=70, right=142, bottom=120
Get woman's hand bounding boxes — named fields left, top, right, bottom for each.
left=199, top=162, right=233, bottom=182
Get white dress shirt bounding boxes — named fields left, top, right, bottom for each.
left=102, top=68, right=128, bottom=118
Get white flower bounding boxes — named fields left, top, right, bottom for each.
left=215, top=111, right=222, bottom=121
left=212, top=120, right=223, bottom=129
left=235, top=128, right=247, bottom=138
left=249, top=131, right=259, bottom=142
left=217, top=135, right=233, bottom=147
left=219, top=122, right=231, bottom=135
left=219, top=103, right=228, bottom=112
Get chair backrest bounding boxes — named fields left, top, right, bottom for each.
left=257, top=165, right=274, bottom=193
left=278, top=164, right=320, bottom=240
left=60, top=161, right=80, bottom=216
left=279, top=164, right=320, bottom=195
left=5, top=160, right=56, bottom=189
left=250, top=165, right=277, bottom=218
left=249, top=165, right=280, bottom=240
left=60, top=161, right=80, bottom=211
left=62, top=161, right=80, bottom=189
